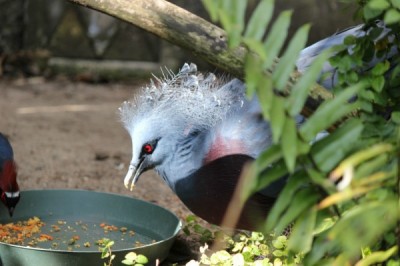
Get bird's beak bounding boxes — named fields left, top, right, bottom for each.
left=124, top=158, right=145, bottom=191
left=8, top=207, right=14, bottom=217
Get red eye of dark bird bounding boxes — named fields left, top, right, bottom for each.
left=143, top=144, right=154, bottom=154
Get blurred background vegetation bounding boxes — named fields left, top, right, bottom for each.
left=0, top=0, right=357, bottom=81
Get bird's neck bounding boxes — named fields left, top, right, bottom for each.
left=203, top=133, right=246, bottom=165
left=156, top=130, right=211, bottom=191
left=0, top=160, right=18, bottom=192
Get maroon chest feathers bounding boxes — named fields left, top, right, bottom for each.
left=203, top=134, right=247, bottom=165
left=175, top=154, right=275, bottom=230
left=0, top=160, right=19, bottom=192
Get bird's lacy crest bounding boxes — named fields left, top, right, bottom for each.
left=119, top=63, right=247, bottom=135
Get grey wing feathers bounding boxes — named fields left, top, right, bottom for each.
left=296, top=22, right=396, bottom=90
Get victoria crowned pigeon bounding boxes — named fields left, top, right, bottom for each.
left=0, top=133, right=20, bottom=216
left=120, top=23, right=397, bottom=230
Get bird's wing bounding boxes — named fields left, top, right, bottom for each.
left=175, top=154, right=275, bottom=230
left=297, top=22, right=396, bottom=90
left=203, top=91, right=272, bottom=164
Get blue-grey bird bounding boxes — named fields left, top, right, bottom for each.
left=120, top=23, right=397, bottom=230
left=0, top=133, right=20, bottom=216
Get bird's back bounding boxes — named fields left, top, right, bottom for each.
left=0, top=134, right=13, bottom=163
left=202, top=79, right=272, bottom=163
left=297, top=22, right=397, bottom=90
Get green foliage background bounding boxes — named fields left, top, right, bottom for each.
left=201, top=0, right=400, bottom=264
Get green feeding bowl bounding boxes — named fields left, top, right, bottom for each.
left=0, top=190, right=181, bottom=266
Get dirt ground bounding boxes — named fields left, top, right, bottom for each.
left=0, top=76, right=200, bottom=262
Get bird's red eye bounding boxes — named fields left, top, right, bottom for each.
left=143, top=144, right=154, bottom=154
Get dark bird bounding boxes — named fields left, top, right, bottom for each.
left=0, top=133, right=20, bottom=216
left=119, top=23, right=397, bottom=230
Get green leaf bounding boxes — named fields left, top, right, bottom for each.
left=281, top=118, right=297, bottom=172
left=344, top=35, right=357, bottom=45
left=121, top=260, right=135, bottom=266
left=371, top=61, right=390, bottom=76
left=368, top=0, right=391, bottom=10
left=218, top=9, right=232, bottom=32
left=244, top=0, right=274, bottom=41
left=368, top=26, right=384, bottom=39
left=363, top=6, right=384, bottom=20
left=101, top=252, right=109, bottom=259
left=287, top=50, right=332, bottom=116
left=216, top=0, right=243, bottom=48
left=201, top=0, right=219, bottom=21
left=384, top=8, right=400, bottom=24
left=299, top=81, right=366, bottom=142
left=256, top=160, right=288, bottom=193
left=353, top=153, right=391, bottom=180
left=105, top=240, right=114, bottom=248
left=227, top=0, right=246, bottom=47
left=273, top=24, right=311, bottom=91
left=391, top=111, right=400, bottom=124
left=136, top=255, right=149, bottom=264
left=328, top=199, right=398, bottom=257
left=330, top=143, right=393, bottom=180
left=356, top=246, right=399, bottom=266
left=303, top=232, right=335, bottom=265
left=287, top=207, right=317, bottom=254
left=256, top=144, right=282, bottom=171
left=391, top=0, right=400, bottom=8
left=227, top=30, right=242, bottom=48
left=245, top=54, right=263, bottom=98
left=272, top=235, right=287, bottom=249
left=263, top=10, right=292, bottom=70
left=232, top=0, right=246, bottom=26
left=297, top=138, right=310, bottom=155
left=270, top=96, right=286, bottom=143
left=243, top=38, right=268, bottom=60
left=311, top=118, right=364, bottom=172
left=274, top=187, right=319, bottom=233
left=347, top=71, right=359, bottom=84
left=306, top=168, right=334, bottom=191
left=257, top=76, right=274, bottom=120
left=359, top=89, right=377, bottom=101
left=265, top=172, right=308, bottom=231
left=318, top=186, right=382, bottom=210
left=185, top=214, right=196, bottom=223
left=125, top=252, right=137, bottom=261
left=371, top=76, right=385, bottom=92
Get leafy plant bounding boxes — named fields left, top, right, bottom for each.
left=97, top=237, right=148, bottom=266
left=201, top=0, right=400, bottom=264
left=183, top=215, right=217, bottom=243
left=98, top=238, right=116, bottom=266
left=184, top=216, right=304, bottom=265
left=121, top=252, right=149, bottom=266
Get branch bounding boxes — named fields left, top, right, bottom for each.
left=68, top=0, right=333, bottom=117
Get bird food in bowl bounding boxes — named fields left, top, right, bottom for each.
left=0, top=190, right=181, bottom=266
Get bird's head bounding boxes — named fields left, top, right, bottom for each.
left=119, top=63, right=245, bottom=190
left=121, top=118, right=172, bottom=190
